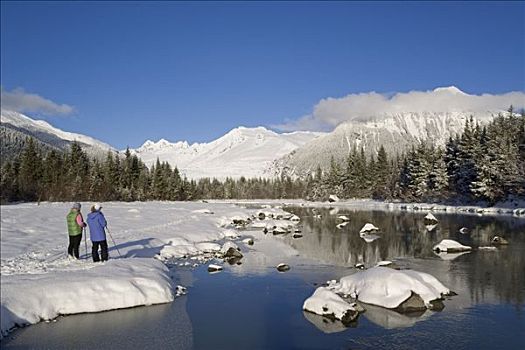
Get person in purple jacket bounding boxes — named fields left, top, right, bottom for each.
left=87, top=203, right=109, bottom=262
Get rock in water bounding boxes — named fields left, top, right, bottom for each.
left=242, top=238, right=254, bottom=246
left=491, top=236, right=509, bottom=245
left=432, top=239, right=472, bottom=253
left=328, top=195, right=340, bottom=203
left=330, top=267, right=451, bottom=311
left=424, top=213, right=438, bottom=223
left=208, top=264, right=223, bottom=273
left=224, top=247, right=243, bottom=259
left=303, top=287, right=360, bottom=325
left=276, top=263, right=290, bottom=272
left=359, top=223, right=379, bottom=233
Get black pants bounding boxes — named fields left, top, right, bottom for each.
left=68, top=234, right=82, bottom=259
left=92, top=240, right=109, bottom=262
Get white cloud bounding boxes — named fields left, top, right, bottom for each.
left=0, top=87, right=74, bottom=116
left=271, top=114, right=332, bottom=132
left=275, top=86, right=525, bottom=131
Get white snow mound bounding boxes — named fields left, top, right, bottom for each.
left=330, top=267, right=450, bottom=309
left=359, top=223, right=379, bottom=233
left=432, top=239, right=472, bottom=252
left=1, top=259, right=173, bottom=336
left=424, top=213, right=438, bottom=222
left=303, top=287, right=358, bottom=322
left=221, top=241, right=239, bottom=254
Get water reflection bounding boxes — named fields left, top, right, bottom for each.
left=360, top=303, right=433, bottom=329
left=282, top=207, right=525, bottom=309
left=303, top=311, right=350, bottom=334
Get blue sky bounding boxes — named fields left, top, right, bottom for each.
left=1, top=1, right=524, bottom=149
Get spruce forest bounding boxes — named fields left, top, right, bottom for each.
left=2, top=110, right=524, bottom=205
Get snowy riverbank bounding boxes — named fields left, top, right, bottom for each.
left=209, top=198, right=525, bottom=217
left=0, top=201, right=299, bottom=337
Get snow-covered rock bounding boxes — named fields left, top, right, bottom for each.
left=355, top=263, right=365, bottom=270
left=330, top=267, right=451, bottom=310
left=290, top=215, right=301, bottom=222
left=491, top=236, right=509, bottom=245
left=207, top=264, right=223, bottom=273
left=242, top=238, right=254, bottom=246
left=276, top=263, right=290, bottom=272
left=424, top=213, right=438, bottom=223
left=195, top=242, right=221, bottom=253
left=359, top=223, right=379, bottom=233
left=303, top=287, right=359, bottom=325
left=328, top=195, right=340, bottom=203
left=158, top=244, right=201, bottom=259
left=459, top=227, right=469, bottom=234
left=1, top=259, right=173, bottom=337
left=221, top=241, right=240, bottom=255
left=221, top=229, right=240, bottom=239
left=432, top=239, right=472, bottom=253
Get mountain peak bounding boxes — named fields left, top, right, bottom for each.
left=433, top=86, right=467, bottom=95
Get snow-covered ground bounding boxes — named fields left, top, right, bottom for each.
left=0, top=201, right=300, bottom=337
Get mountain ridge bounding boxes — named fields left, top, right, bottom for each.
left=128, top=126, right=324, bottom=179
left=270, top=110, right=497, bottom=177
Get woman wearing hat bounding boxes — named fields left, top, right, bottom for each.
left=66, top=202, right=86, bottom=259
left=87, top=203, right=109, bottom=262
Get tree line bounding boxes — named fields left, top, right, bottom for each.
left=306, top=108, right=525, bottom=204
left=0, top=142, right=307, bottom=202
left=1, top=109, right=523, bottom=204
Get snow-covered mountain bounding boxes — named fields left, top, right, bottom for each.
left=271, top=110, right=496, bottom=178
left=1, top=110, right=114, bottom=159
left=129, top=127, right=323, bottom=179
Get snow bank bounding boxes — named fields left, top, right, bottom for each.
left=1, top=259, right=173, bottom=337
left=303, top=287, right=359, bottom=324
left=432, top=239, right=472, bottom=253
left=1, top=201, right=305, bottom=335
left=330, top=267, right=450, bottom=309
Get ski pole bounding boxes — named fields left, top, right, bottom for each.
left=83, top=227, right=89, bottom=259
left=106, top=226, right=123, bottom=258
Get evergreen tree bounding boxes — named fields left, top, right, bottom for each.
left=18, top=138, right=43, bottom=201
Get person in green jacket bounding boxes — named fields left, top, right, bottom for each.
left=66, top=202, right=86, bottom=259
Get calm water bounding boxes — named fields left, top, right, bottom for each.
left=2, top=207, right=525, bottom=349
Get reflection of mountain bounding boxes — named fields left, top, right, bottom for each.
left=283, top=207, right=525, bottom=307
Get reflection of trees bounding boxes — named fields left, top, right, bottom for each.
left=284, top=207, right=525, bottom=307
